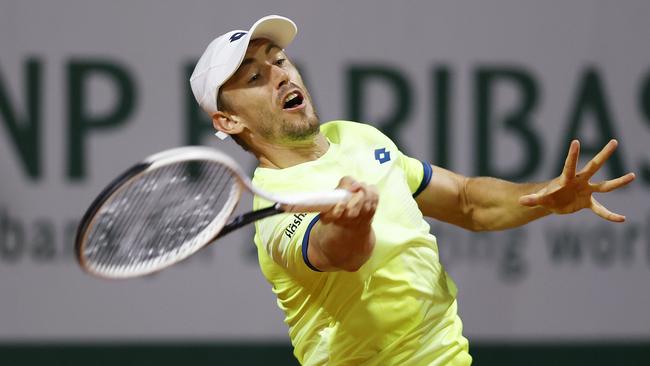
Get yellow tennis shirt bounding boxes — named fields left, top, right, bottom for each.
left=252, top=121, right=471, bottom=366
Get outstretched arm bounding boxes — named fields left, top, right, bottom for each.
left=415, top=139, right=636, bottom=231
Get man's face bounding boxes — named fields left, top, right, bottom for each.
left=218, top=38, right=319, bottom=143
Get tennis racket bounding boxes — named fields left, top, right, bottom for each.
left=75, top=146, right=349, bottom=279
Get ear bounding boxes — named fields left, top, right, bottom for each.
left=212, top=111, right=245, bottom=136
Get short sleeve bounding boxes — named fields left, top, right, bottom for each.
left=347, top=121, right=432, bottom=197
left=396, top=150, right=433, bottom=197
left=253, top=203, right=322, bottom=273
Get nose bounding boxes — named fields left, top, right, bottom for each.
left=272, top=64, right=290, bottom=89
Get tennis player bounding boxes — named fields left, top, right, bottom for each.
left=190, top=15, right=635, bottom=366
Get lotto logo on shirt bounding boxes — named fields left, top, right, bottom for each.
left=374, top=148, right=391, bottom=164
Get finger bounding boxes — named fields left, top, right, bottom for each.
left=337, top=176, right=360, bottom=191
left=591, top=172, right=636, bottom=193
left=362, top=197, right=374, bottom=214
left=333, top=202, right=347, bottom=218
left=578, top=139, right=618, bottom=178
left=319, top=201, right=345, bottom=223
left=590, top=196, right=625, bottom=222
left=359, top=196, right=378, bottom=220
left=347, top=183, right=377, bottom=219
left=561, top=140, right=580, bottom=180
left=343, top=191, right=365, bottom=219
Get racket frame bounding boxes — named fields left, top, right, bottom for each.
left=75, top=147, right=244, bottom=279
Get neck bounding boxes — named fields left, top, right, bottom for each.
left=253, top=133, right=330, bottom=169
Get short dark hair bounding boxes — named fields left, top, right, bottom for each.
left=216, top=90, right=250, bottom=151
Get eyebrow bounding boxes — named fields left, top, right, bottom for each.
left=240, top=43, right=283, bottom=68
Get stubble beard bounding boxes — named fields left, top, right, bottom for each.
left=280, top=113, right=320, bottom=141
left=257, top=105, right=321, bottom=143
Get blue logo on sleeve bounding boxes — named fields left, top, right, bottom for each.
left=229, top=32, right=247, bottom=42
left=374, top=148, right=391, bottom=164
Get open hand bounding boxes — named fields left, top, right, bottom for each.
left=519, top=139, right=635, bottom=222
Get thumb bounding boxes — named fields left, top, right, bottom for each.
left=519, top=194, right=540, bottom=207
left=336, top=176, right=361, bottom=192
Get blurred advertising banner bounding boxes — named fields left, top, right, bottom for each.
left=1, top=0, right=649, bottom=341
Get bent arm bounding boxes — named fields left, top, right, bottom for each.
left=415, top=166, right=551, bottom=231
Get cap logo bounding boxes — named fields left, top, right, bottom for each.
left=229, top=32, right=247, bottom=42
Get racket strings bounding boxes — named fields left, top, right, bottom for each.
left=83, top=161, right=238, bottom=275
left=142, top=162, right=230, bottom=267
left=118, top=165, right=184, bottom=270
left=128, top=163, right=202, bottom=264
left=89, top=165, right=170, bottom=271
left=93, top=162, right=231, bottom=271
left=106, top=165, right=175, bottom=270
left=100, top=166, right=168, bottom=270
left=139, top=165, right=192, bottom=269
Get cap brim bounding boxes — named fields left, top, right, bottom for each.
left=249, top=15, right=297, bottom=48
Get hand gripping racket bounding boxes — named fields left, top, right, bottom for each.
left=75, top=146, right=349, bottom=279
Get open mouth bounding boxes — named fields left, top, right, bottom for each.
left=282, top=91, right=305, bottom=110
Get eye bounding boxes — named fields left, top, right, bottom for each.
left=275, top=58, right=286, bottom=66
left=248, top=73, right=260, bottom=83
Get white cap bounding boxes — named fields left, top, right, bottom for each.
left=190, top=15, right=298, bottom=140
